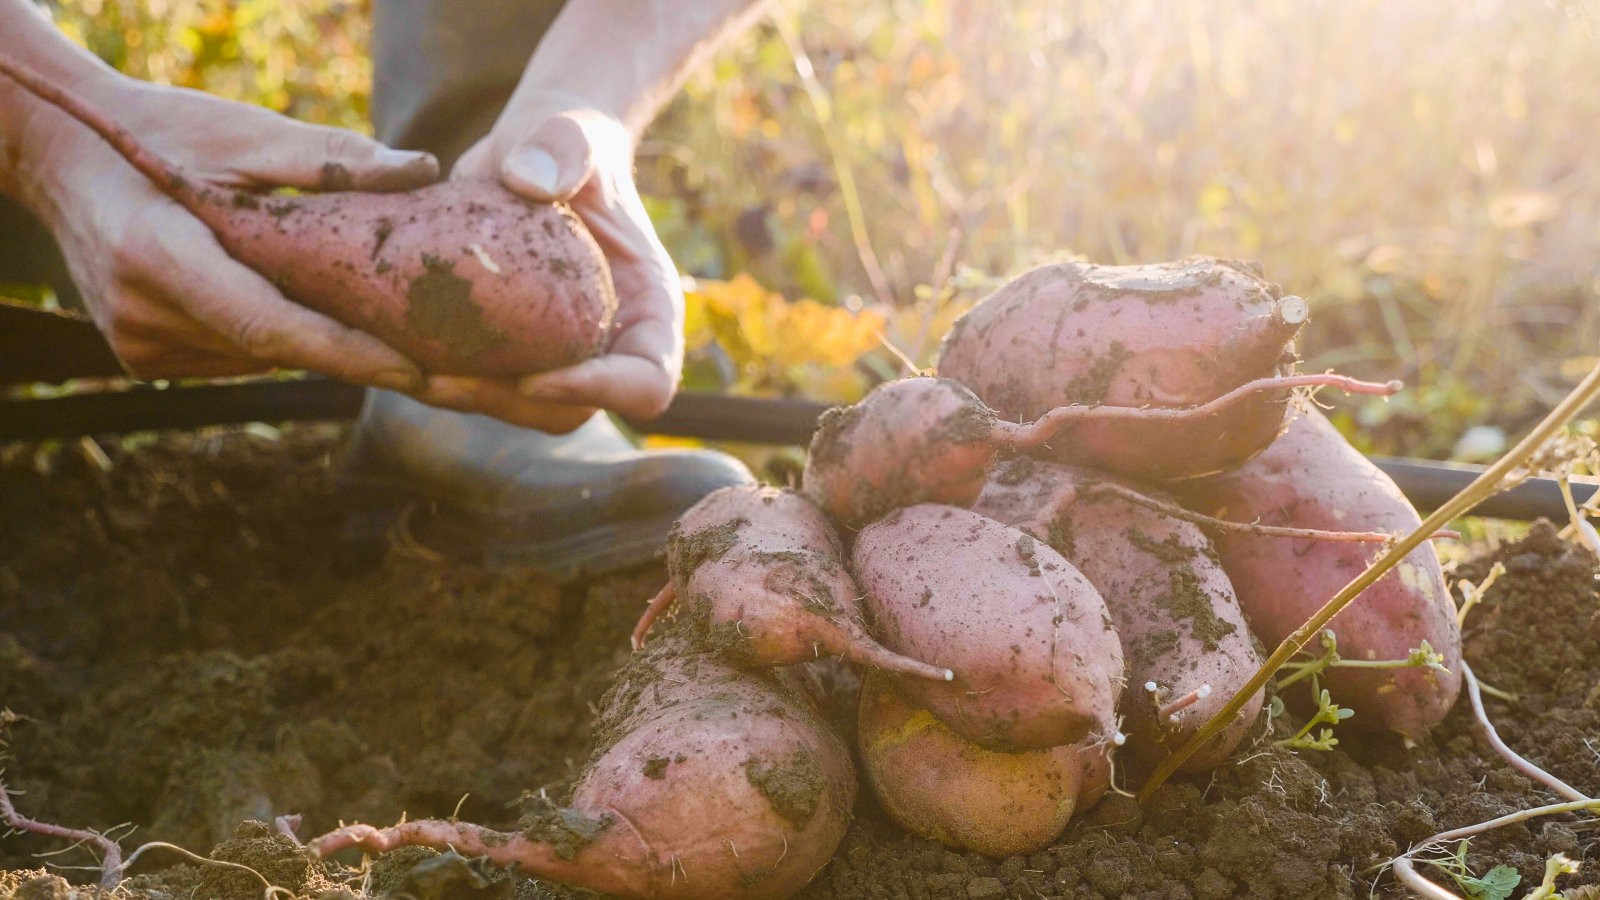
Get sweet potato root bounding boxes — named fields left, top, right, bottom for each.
left=973, top=458, right=1264, bottom=770
left=851, top=504, right=1125, bottom=749
left=1173, top=410, right=1462, bottom=739
left=856, top=671, right=1114, bottom=857
left=632, top=485, right=952, bottom=682
left=0, top=52, right=614, bottom=376
left=937, top=257, right=1316, bottom=479
left=310, top=635, right=855, bottom=899
left=803, top=373, right=1398, bottom=531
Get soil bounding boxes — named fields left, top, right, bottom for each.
left=1, top=425, right=1597, bottom=900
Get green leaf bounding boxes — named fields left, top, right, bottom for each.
left=1457, top=864, right=1521, bottom=900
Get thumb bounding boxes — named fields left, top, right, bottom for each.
left=499, top=112, right=597, bottom=202
left=241, top=121, right=440, bottom=193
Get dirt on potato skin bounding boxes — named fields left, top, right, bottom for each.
left=1, top=427, right=1597, bottom=900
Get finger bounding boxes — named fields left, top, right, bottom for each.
left=414, top=375, right=598, bottom=433
left=500, top=112, right=598, bottom=202
left=580, top=204, right=686, bottom=374
left=128, top=217, right=425, bottom=392
left=515, top=351, right=676, bottom=421
left=451, top=137, right=494, bottom=180
left=103, top=289, right=251, bottom=361
left=231, top=120, right=439, bottom=192
left=114, top=338, right=269, bottom=378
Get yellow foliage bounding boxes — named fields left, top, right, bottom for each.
left=686, top=274, right=887, bottom=404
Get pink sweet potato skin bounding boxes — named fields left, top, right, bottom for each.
left=1173, top=410, right=1462, bottom=739
left=936, top=257, right=1303, bottom=479
left=851, top=504, right=1124, bottom=750
left=558, top=645, right=856, bottom=899
left=973, top=459, right=1264, bottom=771
left=803, top=377, right=999, bottom=530
left=663, top=485, right=942, bottom=676
left=310, top=638, right=855, bottom=899
left=856, top=671, right=1112, bottom=858
left=201, top=180, right=616, bottom=375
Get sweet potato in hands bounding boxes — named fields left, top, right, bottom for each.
left=632, top=485, right=952, bottom=682
left=973, top=459, right=1264, bottom=770
left=938, top=257, right=1320, bottom=479
left=851, top=504, right=1124, bottom=749
left=0, top=51, right=615, bottom=376
left=311, top=636, right=856, bottom=899
left=1174, top=410, right=1462, bottom=739
left=856, top=671, right=1115, bottom=858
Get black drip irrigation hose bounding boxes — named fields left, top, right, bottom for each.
left=1, top=377, right=1593, bottom=521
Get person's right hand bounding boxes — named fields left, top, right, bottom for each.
left=15, top=74, right=439, bottom=392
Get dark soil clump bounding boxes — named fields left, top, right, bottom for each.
left=405, top=253, right=508, bottom=358
left=2, top=429, right=1596, bottom=899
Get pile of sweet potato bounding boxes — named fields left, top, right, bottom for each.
left=311, top=257, right=1462, bottom=899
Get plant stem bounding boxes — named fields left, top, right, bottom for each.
left=1138, top=359, right=1600, bottom=802
left=772, top=13, right=895, bottom=309
left=1390, top=798, right=1600, bottom=899
left=1473, top=680, right=1517, bottom=703
left=1462, top=660, right=1589, bottom=803
left=1558, top=475, right=1600, bottom=557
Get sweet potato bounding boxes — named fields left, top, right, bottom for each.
left=803, top=373, right=1397, bottom=531
left=803, top=377, right=1001, bottom=530
left=311, top=634, right=856, bottom=899
left=851, top=504, right=1125, bottom=749
left=0, top=52, right=614, bottom=376
left=1173, top=410, right=1462, bottom=739
left=937, top=257, right=1319, bottom=479
left=631, top=485, right=952, bottom=682
left=856, top=671, right=1115, bottom=857
left=973, top=458, right=1264, bottom=770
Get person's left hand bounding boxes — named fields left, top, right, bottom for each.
left=412, top=93, right=682, bottom=433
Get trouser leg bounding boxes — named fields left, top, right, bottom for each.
left=0, top=195, right=81, bottom=311
left=371, top=0, right=567, bottom=170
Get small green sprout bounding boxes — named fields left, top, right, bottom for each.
left=1271, top=630, right=1451, bottom=752
left=1417, top=840, right=1521, bottom=900
left=1273, top=687, right=1353, bottom=751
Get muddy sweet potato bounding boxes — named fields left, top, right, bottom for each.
left=937, top=257, right=1321, bottom=479
left=973, top=458, right=1264, bottom=770
left=631, top=485, right=952, bottom=682
left=803, top=373, right=1396, bottom=531
left=802, top=377, right=1002, bottom=530
left=0, top=52, right=614, bottom=376
left=851, top=504, right=1125, bottom=749
left=1173, top=410, right=1462, bottom=739
left=856, top=671, right=1115, bottom=857
left=310, top=633, right=856, bottom=899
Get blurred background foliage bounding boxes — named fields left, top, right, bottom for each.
left=34, top=0, right=1600, bottom=469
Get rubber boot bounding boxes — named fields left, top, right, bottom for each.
left=338, top=389, right=753, bottom=581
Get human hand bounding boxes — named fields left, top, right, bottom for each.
left=15, top=75, right=441, bottom=391
left=419, top=94, right=683, bottom=433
